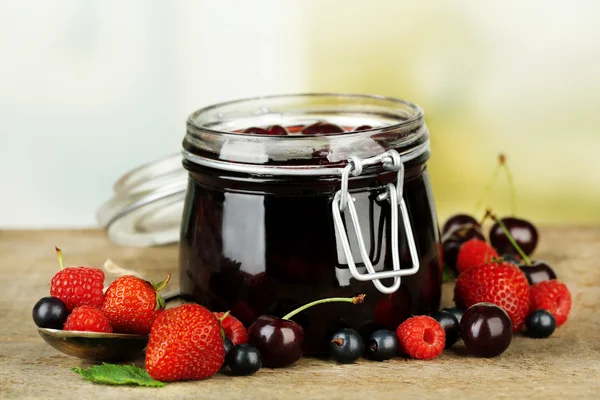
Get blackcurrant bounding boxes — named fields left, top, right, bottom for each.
left=431, top=310, right=460, bottom=348
left=366, top=329, right=399, bottom=361
left=329, top=328, right=364, bottom=364
left=32, top=297, right=69, bottom=329
left=525, top=310, right=556, bottom=338
left=228, top=344, right=262, bottom=376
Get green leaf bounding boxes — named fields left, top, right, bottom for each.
left=442, top=264, right=457, bottom=283
left=71, top=363, right=167, bottom=387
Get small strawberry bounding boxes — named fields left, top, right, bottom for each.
left=101, top=273, right=170, bottom=335
left=396, top=316, right=445, bottom=360
left=214, top=312, right=248, bottom=345
left=63, top=306, right=112, bottom=333
left=454, top=261, right=529, bottom=332
left=146, top=304, right=225, bottom=382
left=50, top=247, right=105, bottom=311
left=530, top=280, right=572, bottom=327
left=456, top=239, right=499, bottom=275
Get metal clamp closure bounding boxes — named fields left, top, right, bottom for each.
left=332, top=150, right=420, bottom=294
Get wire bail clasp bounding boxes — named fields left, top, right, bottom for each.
left=331, top=150, right=420, bottom=294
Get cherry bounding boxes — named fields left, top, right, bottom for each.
left=32, top=297, right=69, bottom=329
left=302, top=122, right=345, bottom=135
left=525, top=310, right=556, bottom=339
left=329, top=328, right=364, bottom=364
left=354, top=125, right=373, bottom=131
left=247, top=294, right=365, bottom=368
left=442, top=214, right=478, bottom=236
left=489, top=217, right=538, bottom=256
left=366, top=329, right=399, bottom=361
left=228, top=344, right=262, bottom=376
left=460, top=303, right=512, bottom=357
left=243, top=127, right=270, bottom=135
left=268, top=125, right=288, bottom=136
left=431, top=310, right=460, bottom=348
left=519, top=261, right=557, bottom=286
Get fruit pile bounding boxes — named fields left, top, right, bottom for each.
left=236, top=122, right=373, bottom=136
left=33, top=155, right=573, bottom=385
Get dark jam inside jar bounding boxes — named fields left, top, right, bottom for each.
left=179, top=94, right=441, bottom=355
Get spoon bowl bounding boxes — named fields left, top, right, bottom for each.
left=38, top=328, right=148, bottom=361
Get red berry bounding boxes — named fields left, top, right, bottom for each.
left=454, top=261, right=529, bottom=332
left=50, top=267, right=105, bottom=312
left=146, top=304, right=225, bottom=382
left=396, top=316, right=445, bottom=360
left=101, top=275, right=169, bottom=335
left=456, top=239, right=499, bottom=275
left=63, top=306, right=112, bottom=333
left=214, top=312, right=248, bottom=345
left=530, top=280, right=572, bottom=327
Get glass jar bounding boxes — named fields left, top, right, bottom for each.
left=179, top=94, right=442, bottom=355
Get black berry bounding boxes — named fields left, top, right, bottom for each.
left=366, top=329, right=399, bottom=361
left=431, top=310, right=460, bottom=348
left=329, top=328, right=364, bottom=364
left=525, top=310, right=556, bottom=339
left=228, top=344, right=262, bottom=376
left=441, top=307, right=464, bottom=324
left=32, top=297, right=69, bottom=329
left=221, top=336, right=233, bottom=369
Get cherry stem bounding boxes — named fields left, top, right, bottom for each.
left=488, top=209, right=531, bottom=265
left=473, top=162, right=502, bottom=215
left=55, top=246, right=65, bottom=270
left=501, top=155, right=517, bottom=216
left=282, top=294, right=366, bottom=321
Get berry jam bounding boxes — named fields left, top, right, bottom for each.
left=179, top=94, right=441, bottom=355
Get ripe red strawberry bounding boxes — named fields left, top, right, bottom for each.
left=214, top=312, right=248, bottom=345
left=63, top=306, right=112, bottom=333
left=454, top=261, right=529, bottom=332
left=396, top=316, right=445, bottom=360
left=456, top=239, right=499, bottom=275
left=146, top=304, right=225, bottom=382
left=101, top=274, right=170, bottom=335
left=50, top=247, right=104, bottom=311
left=530, top=280, right=572, bottom=326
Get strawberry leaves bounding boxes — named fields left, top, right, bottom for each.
left=72, top=363, right=166, bottom=387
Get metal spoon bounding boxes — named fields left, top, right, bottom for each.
left=37, top=290, right=181, bottom=361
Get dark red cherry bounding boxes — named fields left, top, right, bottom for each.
left=442, top=214, right=479, bottom=236
left=489, top=217, right=538, bottom=256
left=268, top=125, right=288, bottom=136
left=354, top=125, right=373, bottom=131
left=248, top=315, right=303, bottom=368
left=243, top=127, right=270, bottom=135
left=460, top=303, right=512, bottom=357
left=373, top=287, right=411, bottom=330
left=442, top=224, right=485, bottom=271
left=519, top=261, right=557, bottom=286
left=302, top=122, right=345, bottom=135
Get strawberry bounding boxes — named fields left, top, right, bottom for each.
left=214, top=312, right=248, bottom=345
left=101, top=274, right=170, bottom=335
left=456, top=239, right=499, bottom=275
left=63, top=306, right=112, bottom=333
left=146, top=304, right=225, bottom=382
left=530, top=280, right=572, bottom=326
left=454, top=261, right=530, bottom=332
left=50, top=247, right=104, bottom=311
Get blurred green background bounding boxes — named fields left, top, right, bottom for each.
left=303, top=1, right=600, bottom=224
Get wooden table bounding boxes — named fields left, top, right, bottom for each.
left=1, top=228, right=599, bottom=399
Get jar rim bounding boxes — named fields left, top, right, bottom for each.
left=186, top=92, right=424, bottom=138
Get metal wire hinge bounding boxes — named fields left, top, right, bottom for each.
left=331, top=150, right=420, bottom=294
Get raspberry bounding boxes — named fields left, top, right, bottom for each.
left=50, top=267, right=105, bottom=311
left=214, top=312, right=248, bottom=345
left=396, top=316, right=445, bottom=360
left=63, top=306, right=112, bottom=333
left=530, top=280, right=572, bottom=326
left=456, top=239, right=499, bottom=275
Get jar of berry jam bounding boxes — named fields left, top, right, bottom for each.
left=178, top=94, right=442, bottom=355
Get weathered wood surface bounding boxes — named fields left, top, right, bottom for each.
left=0, top=228, right=599, bottom=399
